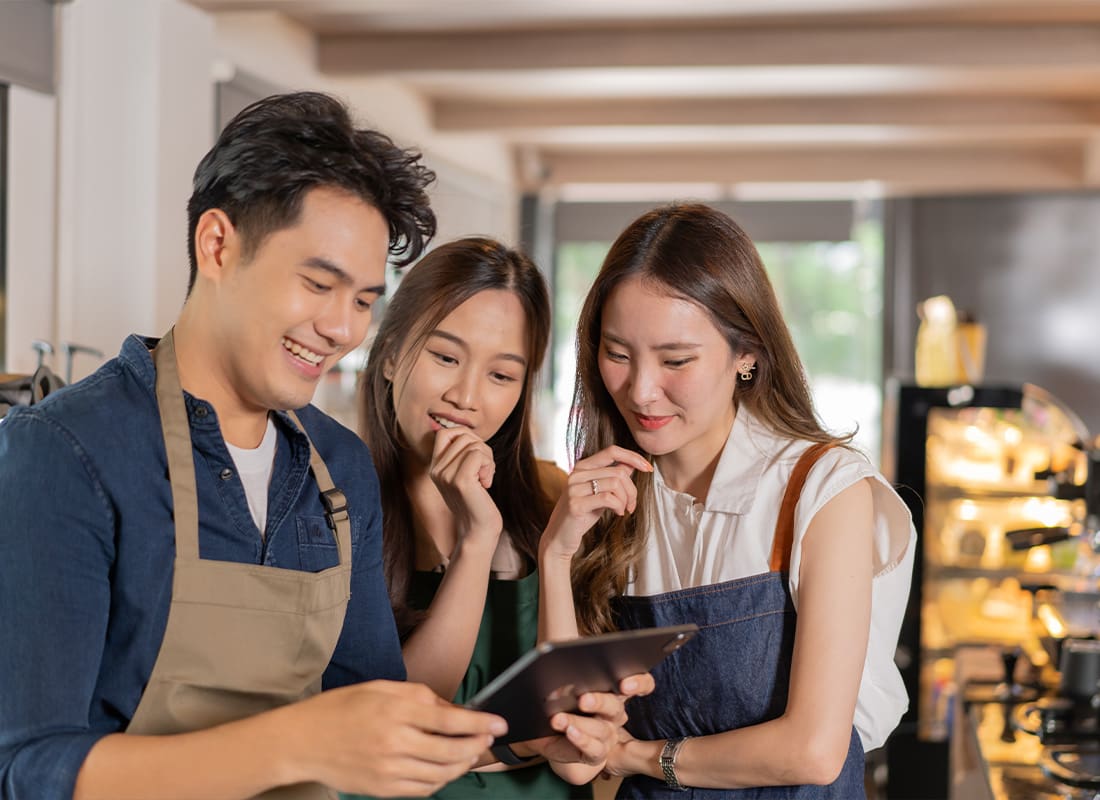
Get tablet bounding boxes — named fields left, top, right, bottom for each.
left=465, top=623, right=698, bottom=744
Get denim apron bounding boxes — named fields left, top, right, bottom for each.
left=613, top=444, right=865, bottom=799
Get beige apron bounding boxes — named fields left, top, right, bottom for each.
left=127, top=330, right=351, bottom=800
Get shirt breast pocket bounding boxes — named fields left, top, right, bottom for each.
left=296, top=515, right=345, bottom=572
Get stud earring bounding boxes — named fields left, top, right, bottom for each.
left=738, top=362, right=755, bottom=381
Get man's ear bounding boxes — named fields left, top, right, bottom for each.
left=193, top=209, right=238, bottom=284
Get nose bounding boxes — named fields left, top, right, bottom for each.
left=628, top=361, right=661, bottom=407
left=315, top=297, right=359, bottom=350
left=442, top=366, right=478, bottom=411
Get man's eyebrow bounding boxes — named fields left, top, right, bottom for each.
left=602, top=332, right=701, bottom=350
left=302, top=257, right=386, bottom=296
left=429, top=330, right=527, bottom=366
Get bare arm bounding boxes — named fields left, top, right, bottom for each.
left=537, top=446, right=652, bottom=644
left=606, top=479, right=875, bottom=788
left=402, top=428, right=504, bottom=699
left=75, top=680, right=506, bottom=799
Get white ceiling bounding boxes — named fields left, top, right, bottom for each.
left=189, top=0, right=1100, bottom=196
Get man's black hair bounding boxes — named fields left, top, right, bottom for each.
left=186, top=91, right=436, bottom=293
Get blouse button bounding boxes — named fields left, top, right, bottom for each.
left=219, top=468, right=233, bottom=480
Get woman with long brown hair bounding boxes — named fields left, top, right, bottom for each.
left=352, top=237, right=649, bottom=800
left=538, top=204, right=915, bottom=798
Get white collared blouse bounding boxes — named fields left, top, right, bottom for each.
left=626, top=407, right=916, bottom=751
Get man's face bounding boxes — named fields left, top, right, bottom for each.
left=211, top=186, right=389, bottom=415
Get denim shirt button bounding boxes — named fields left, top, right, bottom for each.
left=219, top=467, right=233, bottom=480
left=194, top=406, right=208, bottom=418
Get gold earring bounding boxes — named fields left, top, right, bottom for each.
left=738, top=362, right=755, bottom=381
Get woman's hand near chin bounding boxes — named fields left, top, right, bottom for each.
left=429, top=426, right=503, bottom=555
left=539, top=446, right=652, bottom=564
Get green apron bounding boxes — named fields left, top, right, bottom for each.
left=344, top=567, right=591, bottom=800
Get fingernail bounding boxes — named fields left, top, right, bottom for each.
left=622, top=678, right=636, bottom=692
left=491, top=719, right=508, bottom=736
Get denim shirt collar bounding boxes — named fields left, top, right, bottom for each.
left=115, top=333, right=311, bottom=458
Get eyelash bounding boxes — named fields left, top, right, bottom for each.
left=304, top=276, right=372, bottom=310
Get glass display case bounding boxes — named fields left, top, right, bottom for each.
left=884, top=382, right=1093, bottom=799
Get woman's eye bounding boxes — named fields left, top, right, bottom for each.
left=491, top=372, right=519, bottom=384
left=428, top=350, right=458, bottom=366
left=665, top=358, right=693, bottom=368
left=604, top=350, right=628, bottom=362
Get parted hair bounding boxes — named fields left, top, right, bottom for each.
left=359, top=237, right=555, bottom=637
left=186, top=91, right=436, bottom=293
left=569, top=203, right=850, bottom=635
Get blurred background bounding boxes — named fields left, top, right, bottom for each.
left=6, top=2, right=1100, bottom=798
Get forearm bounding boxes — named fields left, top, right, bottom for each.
left=537, top=552, right=580, bottom=643
left=74, top=704, right=306, bottom=800
left=616, top=715, right=851, bottom=790
left=401, top=539, right=496, bottom=699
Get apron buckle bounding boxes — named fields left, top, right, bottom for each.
left=320, top=488, right=349, bottom=532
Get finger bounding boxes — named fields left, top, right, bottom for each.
left=576, top=691, right=628, bottom=726
left=618, top=672, right=656, bottom=697
left=420, top=701, right=508, bottom=739
left=431, top=429, right=485, bottom=473
left=555, top=716, right=614, bottom=764
left=569, top=468, right=639, bottom=511
left=433, top=436, right=493, bottom=485
left=575, top=446, right=652, bottom=473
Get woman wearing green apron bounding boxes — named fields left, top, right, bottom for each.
left=351, top=238, right=610, bottom=799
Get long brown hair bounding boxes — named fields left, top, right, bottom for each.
left=360, top=237, right=554, bottom=637
left=570, top=203, right=851, bottom=634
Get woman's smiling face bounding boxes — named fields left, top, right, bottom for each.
left=389, top=289, right=530, bottom=464
left=598, top=276, right=748, bottom=478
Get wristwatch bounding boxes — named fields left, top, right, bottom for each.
left=492, top=743, right=538, bottom=766
left=659, top=736, right=690, bottom=791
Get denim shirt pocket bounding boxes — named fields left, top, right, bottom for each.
left=295, top=515, right=343, bottom=572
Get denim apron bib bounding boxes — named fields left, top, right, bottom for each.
left=613, top=444, right=865, bottom=799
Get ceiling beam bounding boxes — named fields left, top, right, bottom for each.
left=521, top=143, right=1087, bottom=193
left=320, top=23, right=1100, bottom=73
left=434, top=96, right=1100, bottom=131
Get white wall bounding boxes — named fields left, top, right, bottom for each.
left=5, top=85, right=57, bottom=375
left=5, top=0, right=519, bottom=382
left=52, top=0, right=214, bottom=380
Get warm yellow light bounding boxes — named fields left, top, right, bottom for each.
left=1003, top=426, right=1023, bottom=446
left=1037, top=603, right=1066, bottom=638
left=957, top=500, right=979, bottom=521
left=1025, top=545, right=1053, bottom=572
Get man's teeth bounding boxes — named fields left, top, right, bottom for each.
left=281, top=337, right=324, bottom=365
left=430, top=413, right=460, bottom=429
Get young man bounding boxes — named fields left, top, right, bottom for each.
left=0, top=92, right=630, bottom=800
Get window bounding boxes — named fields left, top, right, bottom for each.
left=548, top=204, right=885, bottom=466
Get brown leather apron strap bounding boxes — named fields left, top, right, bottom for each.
left=153, top=329, right=201, bottom=560
left=287, top=411, right=352, bottom=566
left=769, top=442, right=836, bottom=573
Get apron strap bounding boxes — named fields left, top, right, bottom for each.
left=153, top=329, right=352, bottom=567
left=287, top=411, right=353, bottom=567
left=769, top=442, right=836, bottom=573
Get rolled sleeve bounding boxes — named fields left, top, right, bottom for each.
left=0, top=411, right=116, bottom=799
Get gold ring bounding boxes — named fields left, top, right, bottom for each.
left=590, top=479, right=600, bottom=495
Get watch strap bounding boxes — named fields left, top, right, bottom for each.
left=659, top=736, right=690, bottom=791
left=492, top=743, right=539, bottom=766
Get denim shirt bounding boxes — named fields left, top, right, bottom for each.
left=0, top=335, right=404, bottom=799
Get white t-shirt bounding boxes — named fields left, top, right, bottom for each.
left=626, top=408, right=916, bottom=751
left=225, top=416, right=278, bottom=536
